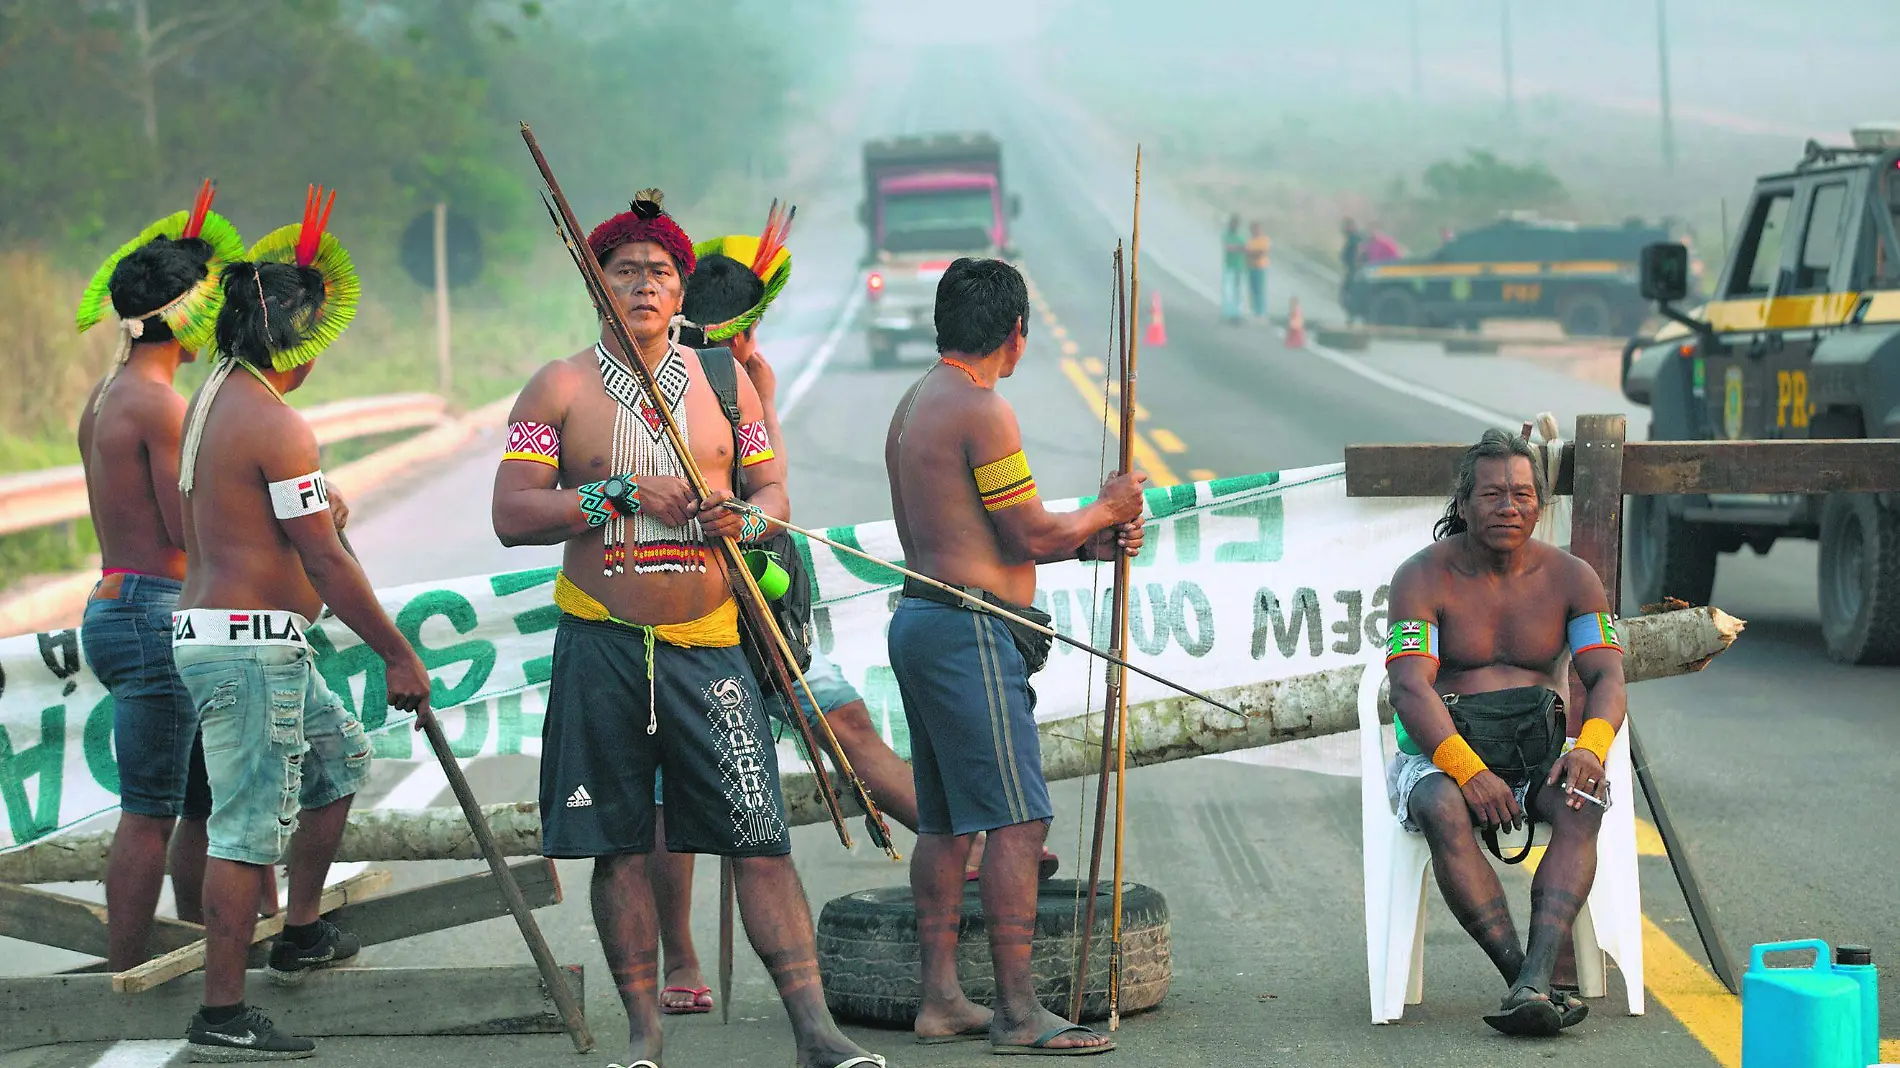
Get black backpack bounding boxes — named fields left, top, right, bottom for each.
left=698, top=347, right=815, bottom=697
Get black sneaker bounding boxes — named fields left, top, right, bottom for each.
left=186, top=1005, right=315, bottom=1061
left=265, top=919, right=360, bottom=986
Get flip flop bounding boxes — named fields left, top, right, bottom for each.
left=918, top=1021, right=993, bottom=1045
left=1482, top=985, right=1564, bottom=1037
left=608, top=1062, right=658, bottom=1068
left=992, top=1022, right=1116, bottom=1056
left=815, top=1057, right=885, bottom=1068
left=1551, top=984, right=1590, bottom=1029
left=660, top=985, right=713, bottom=1015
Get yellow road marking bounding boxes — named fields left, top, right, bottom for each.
left=1188, top=468, right=1216, bottom=482
left=1050, top=323, right=1069, bottom=341
left=1061, top=340, right=1080, bottom=356
left=1083, top=357, right=1105, bottom=375
left=1056, top=358, right=1179, bottom=486
left=1636, top=818, right=1666, bottom=857
left=1150, top=428, right=1187, bottom=454
left=1104, top=382, right=1149, bottom=421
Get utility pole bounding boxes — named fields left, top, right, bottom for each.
left=1409, top=0, right=1423, bottom=102
left=1500, top=0, right=1517, bottom=131
left=1656, top=0, right=1677, bottom=172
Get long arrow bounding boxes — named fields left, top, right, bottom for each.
left=714, top=497, right=1247, bottom=723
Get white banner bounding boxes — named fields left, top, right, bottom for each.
left=0, top=465, right=1440, bottom=850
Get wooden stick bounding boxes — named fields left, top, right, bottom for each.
left=419, top=714, right=594, bottom=1053
left=113, top=869, right=391, bottom=993
left=1107, top=145, right=1143, bottom=1033
left=719, top=857, right=735, bottom=1025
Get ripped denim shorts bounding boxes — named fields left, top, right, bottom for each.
left=174, top=638, right=371, bottom=866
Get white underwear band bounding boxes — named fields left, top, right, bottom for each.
left=268, top=470, right=331, bottom=520
left=173, top=608, right=312, bottom=647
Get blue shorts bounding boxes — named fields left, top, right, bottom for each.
left=80, top=574, right=211, bottom=820
left=888, top=597, right=1051, bottom=836
left=656, top=649, right=861, bottom=805
left=174, top=635, right=372, bottom=866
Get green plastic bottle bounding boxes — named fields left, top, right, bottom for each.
left=1393, top=715, right=1421, bottom=756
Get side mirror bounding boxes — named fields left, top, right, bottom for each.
left=1640, top=242, right=1691, bottom=303
left=1009, top=194, right=1022, bottom=219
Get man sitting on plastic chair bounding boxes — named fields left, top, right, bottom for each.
left=1384, top=429, right=1628, bottom=1037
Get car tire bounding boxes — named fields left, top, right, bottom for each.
left=1368, top=288, right=1422, bottom=327
left=1557, top=290, right=1615, bottom=337
left=1628, top=494, right=1718, bottom=608
left=815, top=879, right=1172, bottom=1026
left=1817, top=493, right=1900, bottom=665
left=868, top=333, right=899, bottom=369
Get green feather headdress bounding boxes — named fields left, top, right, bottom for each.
left=691, top=199, right=795, bottom=343
left=75, top=178, right=243, bottom=354
left=241, top=185, right=360, bottom=371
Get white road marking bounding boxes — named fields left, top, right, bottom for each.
left=780, top=284, right=866, bottom=421
left=85, top=1039, right=187, bottom=1067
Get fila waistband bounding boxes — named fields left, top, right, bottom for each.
left=172, top=608, right=314, bottom=648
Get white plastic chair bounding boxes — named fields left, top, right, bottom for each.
left=1358, top=658, right=1645, bottom=1024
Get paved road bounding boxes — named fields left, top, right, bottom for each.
left=9, top=47, right=1897, bottom=1068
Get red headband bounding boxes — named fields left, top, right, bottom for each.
left=586, top=190, right=696, bottom=275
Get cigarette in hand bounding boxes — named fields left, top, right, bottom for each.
left=1568, top=785, right=1608, bottom=808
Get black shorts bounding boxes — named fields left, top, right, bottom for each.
left=539, top=615, right=790, bottom=858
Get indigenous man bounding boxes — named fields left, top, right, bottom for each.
left=884, top=257, right=1144, bottom=1055
left=1384, top=428, right=1627, bottom=1037
left=174, top=197, right=432, bottom=1060
left=73, top=188, right=270, bottom=971
left=491, top=190, right=881, bottom=1068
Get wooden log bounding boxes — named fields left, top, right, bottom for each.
left=0, top=607, right=1740, bottom=875
left=0, top=882, right=205, bottom=959
left=0, top=964, right=584, bottom=1053
left=1571, top=415, right=1628, bottom=611
left=113, top=869, right=393, bottom=993
left=1345, top=437, right=1900, bottom=498
left=327, top=857, right=561, bottom=947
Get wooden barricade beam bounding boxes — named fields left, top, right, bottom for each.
left=0, top=882, right=206, bottom=960
left=1, top=964, right=584, bottom=1053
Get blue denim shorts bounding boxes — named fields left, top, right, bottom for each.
left=80, top=574, right=211, bottom=820
left=174, top=636, right=372, bottom=866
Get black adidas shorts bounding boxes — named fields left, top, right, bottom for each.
left=538, top=615, right=790, bottom=858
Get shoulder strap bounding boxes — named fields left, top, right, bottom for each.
left=698, top=345, right=742, bottom=427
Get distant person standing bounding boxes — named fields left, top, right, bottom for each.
left=1221, top=214, right=1246, bottom=323
left=1244, top=222, right=1271, bottom=319
left=1340, top=217, right=1365, bottom=321
left=1362, top=228, right=1402, bottom=265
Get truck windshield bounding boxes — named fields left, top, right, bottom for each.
left=882, top=189, right=994, bottom=253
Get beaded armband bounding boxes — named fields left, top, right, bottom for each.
left=504, top=421, right=561, bottom=468
left=738, top=510, right=769, bottom=542
left=578, top=476, right=638, bottom=528
left=974, top=450, right=1037, bottom=512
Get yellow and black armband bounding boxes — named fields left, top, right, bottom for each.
left=974, top=450, right=1038, bottom=512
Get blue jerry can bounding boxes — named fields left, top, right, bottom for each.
left=1742, top=939, right=1865, bottom=1068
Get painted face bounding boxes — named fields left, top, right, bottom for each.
left=1459, top=454, right=1541, bottom=552
left=603, top=240, right=683, bottom=342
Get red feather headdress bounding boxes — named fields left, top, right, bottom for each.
left=586, top=187, right=695, bottom=275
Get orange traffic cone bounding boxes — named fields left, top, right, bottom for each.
left=1144, top=291, right=1167, bottom=348
left=1284, top=297, right=1307, bottom=349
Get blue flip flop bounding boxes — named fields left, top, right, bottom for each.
left=992, top=1023, right=1116, bottom=1056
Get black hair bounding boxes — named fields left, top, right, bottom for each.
left=214, top=261, right=327, bottom=369
left=108, top=236, right=212, bottom=345
left=1433, top=427, right=1548, bottom=540
left=934, top=257, right=1027, bottom=356
left=682, top=253, right=765, bottom=340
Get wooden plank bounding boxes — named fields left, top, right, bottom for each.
left=0, top=964, right=584, bottom=1053
left=1346, top=436, right=1900, bottom=498
left=113, top=868, right=393, bottom=993
left=328, top=858, right=562, bottom=948
left=1568, top=414, right=1627, bottom=610
left=0, top=882, right=204, bottom=959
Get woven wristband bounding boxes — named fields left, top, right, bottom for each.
left=1431, top=734, right=1489, bottom=787
left=577, top=480, right=618, bottom=528
left=1576, top=718, right=1616, bottom=764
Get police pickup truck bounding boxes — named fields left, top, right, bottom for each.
left=1346, top=214, right=1685, bottom=337
left=1622, top=123, right=1900, bottom=664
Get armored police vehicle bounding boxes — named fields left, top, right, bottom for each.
left=1346, top=214, right=1681, bottom=336
left=1622, top=123, right=1900, bottom=664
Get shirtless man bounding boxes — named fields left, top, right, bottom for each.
left=491, top=191, right=880, bottom=1068
left=642, top=246, right=927, bottom=1015
left=884, top=257, right=1143, bottom=1055
left=174, top=240, right=431, bottom=1059
left=76, top=231, right=277, bottom=970
left=1384, top=428, right=1627, bottom=1037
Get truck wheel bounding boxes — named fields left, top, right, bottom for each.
left=1818, top=494, right=1900, bottom=665
left=816, top=879, right=1172, bottom=1026
left=1368, top=289, right=1421, bottom=327
left=1558, top=290, right=1615, bottom=337
left=1628, top=494, right=1717, bottom=607
left=868, top=333, right=899, bottom=369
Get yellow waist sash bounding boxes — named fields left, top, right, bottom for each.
left=552, top=572, right=739, bottom=647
